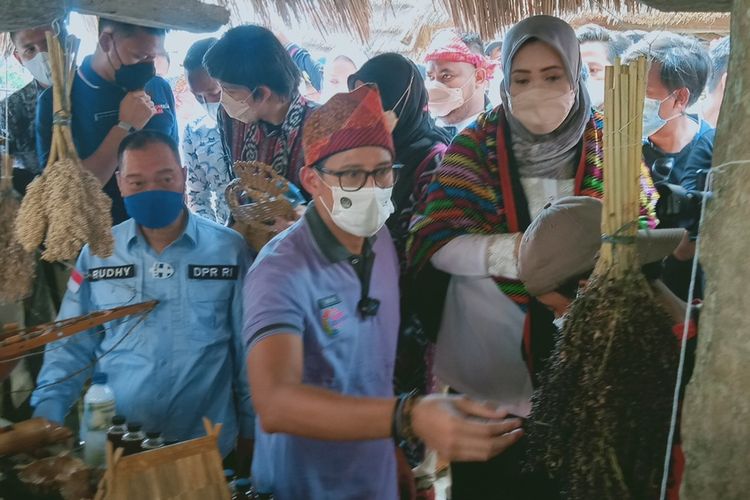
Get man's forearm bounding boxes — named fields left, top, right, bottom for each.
left=258, top=382, right=395, bottom=441
left=81, top=126, right=129, bottom=185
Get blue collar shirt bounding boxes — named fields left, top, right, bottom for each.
left=32, top=211, right=254, bottom=455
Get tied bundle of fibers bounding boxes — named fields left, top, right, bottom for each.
left=0, top=156, right=35, bottom=302
left=526, top=268, right=677, bottom=499
left=14, top=32, right=113, bottom=262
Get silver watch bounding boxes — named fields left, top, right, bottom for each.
left=117, top=121, right=135, bottom=133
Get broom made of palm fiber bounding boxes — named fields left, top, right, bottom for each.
left=15, top=32, right=113, bottom=261
left=525, top=58, right=679, bottom=500
left=0, top=150, right=35, bottom=302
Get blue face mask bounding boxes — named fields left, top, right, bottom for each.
left=643, top=93, right=678, bottom=138
left=124, top=190, right=184, bottom=229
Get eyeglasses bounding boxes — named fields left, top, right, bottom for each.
left=314, top=164, right=402, bottom=192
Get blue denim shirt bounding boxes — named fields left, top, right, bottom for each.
left=32, top=212, right=254, bottom=456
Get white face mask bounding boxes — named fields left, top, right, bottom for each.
left=319, top=184, right=394, bottom=238
left=427, top=72, right=476, bottom=118
left=586, top=80, right=605, bottom=109
left=202, top=101, right=221, bottom=122
left=509, top=88, right=576, bottom=135
left=221, top=90, right=257, bottom=124
left=23, top=51, right=52, bottom=87
left=642, top=94, right=679, bottom=138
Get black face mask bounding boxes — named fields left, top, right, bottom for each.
left=115, top=61, right=156, bottom=92
left=107, top=38, right=156, bottom=92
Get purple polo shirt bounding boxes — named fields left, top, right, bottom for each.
left=243, top=204, right=400, bottom=500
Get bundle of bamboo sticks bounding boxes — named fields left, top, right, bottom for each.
left=596, top=56, right=648, bottom=276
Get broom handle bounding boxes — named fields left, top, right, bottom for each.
left=1, top=151, right=11, bottom=192
left=46, top=32, right=66, bottom=163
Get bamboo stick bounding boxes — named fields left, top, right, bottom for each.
left=598, top=65, right=615, bottom=272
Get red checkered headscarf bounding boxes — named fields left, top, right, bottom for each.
left=303, top=84, right=396, bottom=167
left=424, top=29, right=497, bottom=78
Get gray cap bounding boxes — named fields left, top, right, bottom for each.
left=518, top=196, right=686, bottom=296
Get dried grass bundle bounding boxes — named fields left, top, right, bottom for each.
left=0, top=153, right=35, bottom=302
left=527, top=58, right=678, bottom=499
left=15, top=32, right=113, bottom=262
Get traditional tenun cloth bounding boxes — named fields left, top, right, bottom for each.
left=424, top=29, right=498, bottom=77
left=237, top=94, right=316, bottom=187
left=407, top=107, right=658, bottom=306
left=303, top=84, right=395, bottom=167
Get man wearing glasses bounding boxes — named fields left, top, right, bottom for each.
left=243, top=85, right=524, bottom=500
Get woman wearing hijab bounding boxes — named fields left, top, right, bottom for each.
left=407, top=16, right=658, bottom=499
left=348, top=53, right=452, bottom=499
left=349, top=53, right=452, bottom=257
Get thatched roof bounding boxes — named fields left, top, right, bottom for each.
left=239, top=0, right=730, bottom=55
left=0, top=0, right=229, bottom=33
left=568, top=11, right=730, bottom=38
left=0, top=1, right=733, bottom=58
left=278, top=1, right=452, bottom=57
left=220, top=0, right=732, bottom=43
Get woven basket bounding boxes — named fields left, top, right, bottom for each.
left=225, top=162, right=297, bottom=252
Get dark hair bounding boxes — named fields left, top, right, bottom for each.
left=623, top=32, right=710, bottom=106
left=554, top=271, right=593, bottom=301
left=117, top=130, right=181, bottom=169
left=183, top=37, right=218, bottom=72
left=98, top=18, right=167, bottom=38
left=623, top=30, right=647, bottom=44
left=460, top=32, right=484, bottom=56
left=576, top=24, right=631, bottom=64
left=707, top=36, right=730, bottom=92
left=10, top=25, right=57, bottom=45
left=203, top=25, right=300, bottom=100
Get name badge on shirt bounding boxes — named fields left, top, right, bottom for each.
left=88, top=265, right=136, bottom=281
left=318, top=295, right=346, bottom=337
left=188, top=265, right=239, bottom=280
left=154, top=103, right=170, bottom=115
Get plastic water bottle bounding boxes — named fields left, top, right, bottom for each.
left=107, top=415, right=127, bottom=451
left=121, top=422, right=146, bottom=456
left=141, top=431, right=165, bottom=451
left=233, top=478, right=252, bottom=500
left=81, top=372, right=116, bottom=466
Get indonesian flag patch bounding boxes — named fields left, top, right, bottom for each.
left=68, top=269, right=84, bottom=294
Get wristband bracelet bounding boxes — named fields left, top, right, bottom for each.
left=400, top=394, right=419, bottom=443
left=391, top=393, right=408, bottom=443
left=391, top=391, right=419, bottom=446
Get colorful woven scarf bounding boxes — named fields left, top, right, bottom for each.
left=407, top=106, right=657, bottom=307
left=238, top=94, right=317, bottom=186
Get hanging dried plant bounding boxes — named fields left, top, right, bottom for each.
left=0, top=154, right=35, bottom=302
left=15, top=32, right=113, bottom=262
left=526, top=58, right=679, bottom=499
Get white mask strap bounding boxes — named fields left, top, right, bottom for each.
left=390, top=71, right=414, bottom=117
